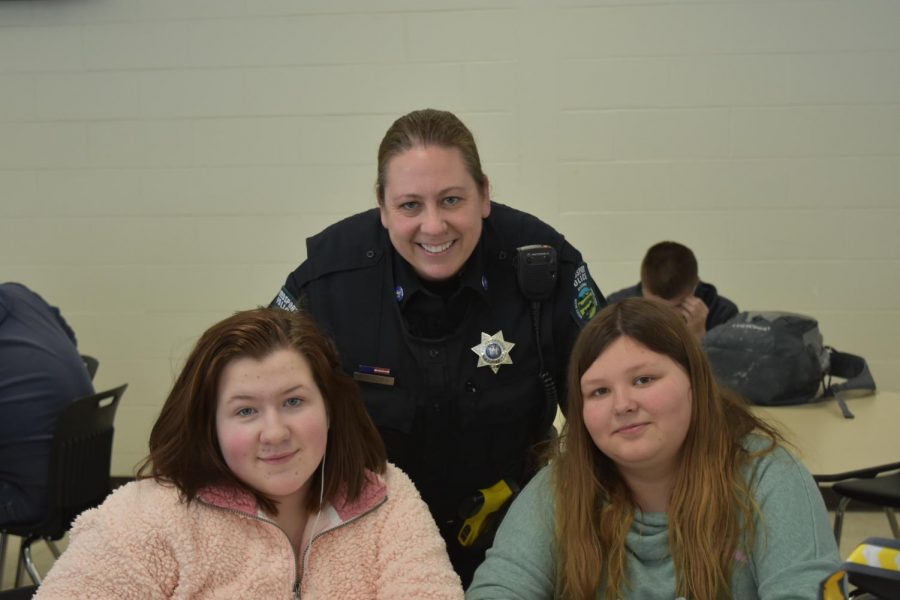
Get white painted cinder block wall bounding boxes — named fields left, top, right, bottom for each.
left=1, top=0, right=898, bottom=475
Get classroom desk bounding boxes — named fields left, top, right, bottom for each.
left=751, top=391, right=900, bottom=483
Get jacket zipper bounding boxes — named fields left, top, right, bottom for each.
left=295, top=494, right=388, bottom=597
left=196, top=499, right=301, bottom=599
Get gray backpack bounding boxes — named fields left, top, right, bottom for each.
left=702, top=311, right=876, bottom=418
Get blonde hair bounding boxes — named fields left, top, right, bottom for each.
left=375, top=108, right=486, bottom=204
left=553, top=298, right=781, bottom=599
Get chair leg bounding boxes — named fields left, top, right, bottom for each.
left=0, top=532, right=8, bottom=589
left=833, top=496, right=851, bottom=546
left=886, top=508, right=900, bottom=539
left=16, top=539, right=42, bottom=586
left=44, top=538, right=61, bottom=559
left=14, top=546, right=24, bottom=587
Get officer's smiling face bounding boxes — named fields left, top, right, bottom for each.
left=379, top=144, right=490, bottom=282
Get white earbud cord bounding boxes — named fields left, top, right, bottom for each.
left=304, top=447, right=326, bottom=559
left=295, top=444, right=327, bottom=598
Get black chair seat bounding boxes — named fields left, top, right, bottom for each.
left=833, top=472, right=900, bottom=509
left=832, top=465, right=900, bottom=545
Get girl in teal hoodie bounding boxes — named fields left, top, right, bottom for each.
left=468, top=298, right=839, bottom=599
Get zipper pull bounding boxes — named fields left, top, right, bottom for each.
left=293, top=579, right=300, bottom=599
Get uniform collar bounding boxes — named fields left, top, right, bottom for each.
left=390, top=237, right=489, bottom=308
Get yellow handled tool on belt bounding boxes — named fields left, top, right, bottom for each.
left=457, top=479, right=517, bottom=548
left=819, top=536, right=900, bottom=600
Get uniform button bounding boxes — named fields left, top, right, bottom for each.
left=365, top=250, right=375, bottom=259
left=498, top=251, right=507, bottom=260
left=429, top=348, right=440, bottom=358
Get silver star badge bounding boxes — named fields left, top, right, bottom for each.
left=471, top=331, right=515, bottom=374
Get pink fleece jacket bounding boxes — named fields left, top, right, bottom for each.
left=34, top=463, right=463, bottom=599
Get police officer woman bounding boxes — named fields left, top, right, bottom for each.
left=271, top=108, right=604, bottom=585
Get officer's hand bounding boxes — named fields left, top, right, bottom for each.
left=677, top=296, right=708, bottom=338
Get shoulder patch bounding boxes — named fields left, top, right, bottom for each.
left=570, top=263, right=601, bottom=327
left=271, top=287, right=299, bottom=313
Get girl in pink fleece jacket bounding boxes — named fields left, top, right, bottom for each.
left=36, top=308, right=463, bottom=599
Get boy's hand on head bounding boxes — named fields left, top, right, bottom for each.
left=678, top=296, right=708, bottom=338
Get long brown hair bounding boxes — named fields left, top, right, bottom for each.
left=553, top=298, right=781, bottom=599
left=375, top=108, right=487, bottom=204
left=137, top=308, right=386, bottom=515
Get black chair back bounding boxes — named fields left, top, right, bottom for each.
left=0, top=383, right=127, bottom=585
left=40, top=383, right=127, bottom=539
left=80, top=354, right=99, bottom=381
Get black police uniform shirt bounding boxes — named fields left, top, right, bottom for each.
left=271, top=202, right=604, bottom=526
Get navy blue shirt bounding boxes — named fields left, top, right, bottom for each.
left=0, top=283, right=94, bottom=524
left=606, top=281, right=738, bottom=331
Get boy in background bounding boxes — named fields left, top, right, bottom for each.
left=606, top=241, right=737, bottom=338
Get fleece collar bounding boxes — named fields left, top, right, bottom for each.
left=196, top=469, right=388, bottom=524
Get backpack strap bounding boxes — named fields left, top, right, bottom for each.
left=824, top=349, right=877, bottom=419
left=827, top=349, right=877, bottom=394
